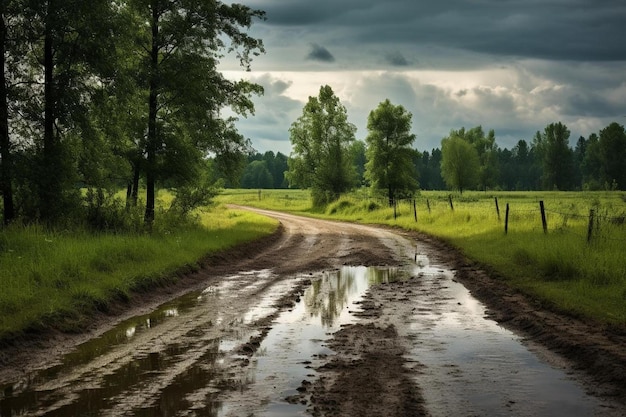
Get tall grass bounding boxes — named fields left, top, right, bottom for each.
left=0, top=203, right=278, bottom=340
left=220, top=189, right=626, bottom=326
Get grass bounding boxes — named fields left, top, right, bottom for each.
left=0, top=200, right=278, bottom=340
left=218, top=189, right=626, bottom=327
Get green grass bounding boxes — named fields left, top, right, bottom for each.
left=0, top=203, right=278, bottom=340
left=219, top=189, right=626, bottom=327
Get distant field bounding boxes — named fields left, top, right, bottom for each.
left=219, top=189, right=626, bottom=326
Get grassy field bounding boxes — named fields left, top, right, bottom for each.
left=0, top=199, right=278, bottom=341
left=218, top=189, right=626, bottom=327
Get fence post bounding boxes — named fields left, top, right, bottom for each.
left=505, top=203, right=510, bottom=234
left=426, top=199, right=431, bottom=214
left=587, top=209, right=595, bottom=243
left=413, top=199, right=417, bottom=222
left=539, top=200, right=548, bottom=233
left=393, top=199, right=397, bottom=220
left=495, top=197, right=500, bottom=220
left=448, top=195, right=454, bottom=211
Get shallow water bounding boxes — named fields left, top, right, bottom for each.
left=404, top=253, right=617, bottom=416
left=0, top=255, right=619, bottom=416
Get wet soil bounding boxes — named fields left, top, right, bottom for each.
left=1, top=207, right=625, bottom=416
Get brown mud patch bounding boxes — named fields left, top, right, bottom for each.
left=307, top=322, right=427, bottom=417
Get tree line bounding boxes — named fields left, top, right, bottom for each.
left=0, top=0, right=265, bottom=227
left=239, top=86, right=626, bottom=200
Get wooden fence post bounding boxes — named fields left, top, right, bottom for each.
left=587, top=209, right=595, bottom=243
left=505, top=203, right=510, bottom=234
left=495, top=197, right=500, bottom=220
left=393, top=199, right=397, bottom=220
left=426, top=199, right=431, bottom=214
left=413, top=199, right=417, bottom=222
left=539, top=200, right=548, bottom=233
left=448, top=195, right=454, bottom=211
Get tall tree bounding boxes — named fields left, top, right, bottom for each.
left=597, top=122, right=626, bottom=190
left=287, top=85, right=356, bottom=205
left=440, top=134, right=480, bottom=193
left=364, top=99, right=418, bottom=205
left=14, top=0, right=117, bottom=222
left=449, top=126, right=499, bottom=190
left=539, top=122, right=574, bottom=190
left=0, top=1, right=14, bottom=224
left=124, top=0, right=265, bottom=224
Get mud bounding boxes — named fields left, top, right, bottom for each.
left=0, top=207, right=625, bottom=416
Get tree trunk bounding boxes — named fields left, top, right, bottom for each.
left=144, top=4, right=159, bottom=226
left=0, top=10, right=14, bottom=224
left=40, top=17, right=58, bottom=222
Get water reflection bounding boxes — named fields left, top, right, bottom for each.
left=244, top=266, right=405, bottom=416
left=302, top=266, right=403, bottom=327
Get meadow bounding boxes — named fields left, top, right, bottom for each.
left=218, top=189, right=626, bottom=327
left=0, top=197, right=278, bottom=341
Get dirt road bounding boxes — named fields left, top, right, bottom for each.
left=0, top=207, right=624, bottom=416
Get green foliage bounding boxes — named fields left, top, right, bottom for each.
left=440, top=134, right=480, bottom=193
left=287, top=85, right=357, bottom=205
left=537, top=122, right=575, bottom=190
left=364, top=99, right=419, bottom=204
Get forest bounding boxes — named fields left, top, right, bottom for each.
left=240, top=122, right=626, bottom=194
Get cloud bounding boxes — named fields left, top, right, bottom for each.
left=306, top=43, right=335, bottom=63
left=385, top=52, right=410, bottom=67
left=228, top=1, right=626, bottom=154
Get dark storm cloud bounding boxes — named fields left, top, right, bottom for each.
left=250, top=0, right=626, bottom=62
left=306, top=43, right=335, bottom=63
left=385, top=52, right=410, bottom=67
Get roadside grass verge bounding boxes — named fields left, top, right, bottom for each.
left=0, top=204, right=278, bottom=341
left=219, top=189, right=626, bottom=327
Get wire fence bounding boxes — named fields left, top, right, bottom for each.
left=234, top=190, right=626, bottom=244
left=377, top=195, right=626, bottom=244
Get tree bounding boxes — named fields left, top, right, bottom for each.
left=440, top=134, right=480, bottom=193
left=241, top=160, right=273, bottom=188
left=539, top=122, right=574, bottom=190
left=511, top=139, right=537, bottom=190
left=123, top=0, right=265, bottom=224
left=364, top=99, right=418, bottom=205
left=448, top=126, right=499, bottom=190
left=581, top=133, right=602, bottom=189
left=287, top=85, right=356, bottom=205
left=598, top=122, right=626, bottom=190
left=12, top=0, right=118, bottom=222
left=348, top=140, right=366, bottom=187
left=0, top=1, right=15, bottom=224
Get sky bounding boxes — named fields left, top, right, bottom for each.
left=221, top=0, right=626, bottom=156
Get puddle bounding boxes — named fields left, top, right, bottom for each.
left=218, top=266, right=405, bottom=416
left=0, top=267, right=400, bottom=416
left=403, top=259, right=616, bottom=416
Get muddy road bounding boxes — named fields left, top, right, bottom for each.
left=1, top=207, right=625, bottom=416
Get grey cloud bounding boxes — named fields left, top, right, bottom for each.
left=252, top=0, right=626, bottom=62
left=307, top=44, right=335, bottom=63
left=385, top=52, right=410, bottom=67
